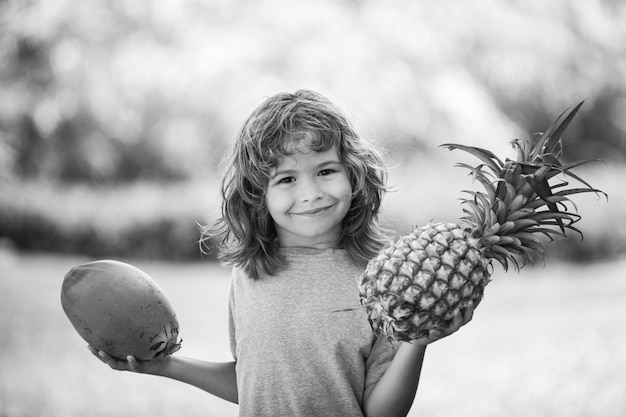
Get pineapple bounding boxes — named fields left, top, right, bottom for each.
left=359, top=102, right=606, bottom=342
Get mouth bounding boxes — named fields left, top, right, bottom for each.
left=293, top=205, right=334, bottom=216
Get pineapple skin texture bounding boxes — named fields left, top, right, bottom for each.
left=358, top=222, right=491, bottom=341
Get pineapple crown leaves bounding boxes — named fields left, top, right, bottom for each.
left=441, top=101, right=607, bottom=271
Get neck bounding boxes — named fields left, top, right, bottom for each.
left=279, top=238, right=344, bottom=250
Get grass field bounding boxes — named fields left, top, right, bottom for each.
left=1, top=253, right=625, bottom=417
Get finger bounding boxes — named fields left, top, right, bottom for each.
left=87, top=345, right=106, bottom=362
left=97, top=350, right=117, bottom=367
left=127, top=356, right=141, bottom=371
left=98, top=350, right=113, bottom=361
left=450, top=310, right=463, bottom=329
left=87, top=346, right=112, bottom=364
left=96, top=350, right=128, bottom=369
left=427, top=329, right=443, bottom=341
left=462, top=301, right=475, bottom=324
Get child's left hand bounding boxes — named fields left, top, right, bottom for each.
left=362, top=301, right=476, bottom=416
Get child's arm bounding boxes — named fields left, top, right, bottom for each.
left=362, top=307, right=473, bottom=417
left=88, top=346, right=238, bottom=404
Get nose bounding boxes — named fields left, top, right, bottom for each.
left=298, top=179, right=324, bottom=203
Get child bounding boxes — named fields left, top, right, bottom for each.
left=90, top=89, right=473, bottom=417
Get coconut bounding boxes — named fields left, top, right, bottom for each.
left=61, top=260, right=182, bottom=360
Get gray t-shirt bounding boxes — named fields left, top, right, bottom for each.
left=229, top=247, right=398, bottom=417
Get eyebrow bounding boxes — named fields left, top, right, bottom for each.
left=270, top=159, right=343, bottom=179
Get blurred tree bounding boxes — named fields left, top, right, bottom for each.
left=0, top=0, right=624, bottom=183
left=14, top=115, right=45, bottom=178
left=574, top=90, right=626, bottom=161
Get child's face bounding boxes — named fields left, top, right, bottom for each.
left=265, top=144, right=352, bottom=249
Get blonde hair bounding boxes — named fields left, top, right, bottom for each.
left=201, top=90, right=389, bottom=279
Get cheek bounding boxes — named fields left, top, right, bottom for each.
left=338, top=176, right=354, bottom=204
left=342, top=186, right=353, bottom=206
left=264, top=188, right=286, bottom=218
left=330, top=180, right=353, bottom=219
left=264, top=190, right=276, bottom=217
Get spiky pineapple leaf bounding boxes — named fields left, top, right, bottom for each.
left=536, top=153, right=562, bottom=167
left=522, top=159, right=605, bottom=194
left=552, top=187, right=605, bottom=199
left=531, top=210, right=579, bottom=225
left=440, top=144, right=504, bottom=175
left=514, top=236, right=545, bottom=255
left=532, top=101, right=584, bottom=160
left=496, top=161, right=522, bottom=202
left=525, top=175, right=564, bottom=231
left=509, top=218, right=539, bottom=232
left=556, top=162, right=607, bottom=192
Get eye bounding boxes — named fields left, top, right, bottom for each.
left=318, top=168, right=336, bottom=176
left=277, top=176, right=295, bottom=184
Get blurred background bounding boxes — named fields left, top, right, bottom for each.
left=1, top=0, right=625, bottom=416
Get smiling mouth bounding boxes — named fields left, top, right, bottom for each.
left=294, top=205, right=333, bottom=216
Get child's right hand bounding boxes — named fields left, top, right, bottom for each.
left=87, top=345, right=170, bottom=376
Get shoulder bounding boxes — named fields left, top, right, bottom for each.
left=231, top=266, right=249, bottom=279
left=229, top=266, right=253, bottom=295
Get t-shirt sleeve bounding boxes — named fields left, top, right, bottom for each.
left=364, top=335, right=399, bottom=389
left=228, top=272, right=237, bottom=360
